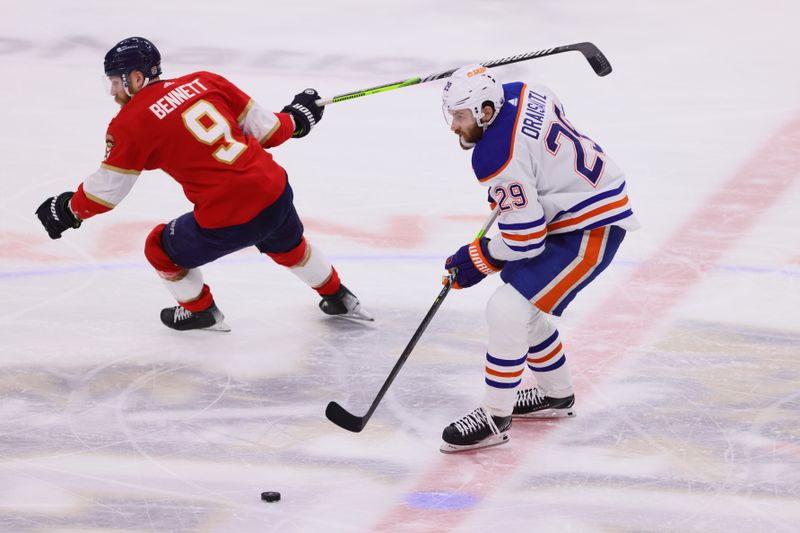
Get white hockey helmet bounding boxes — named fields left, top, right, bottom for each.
left=442, top=64, right=504, bottom=129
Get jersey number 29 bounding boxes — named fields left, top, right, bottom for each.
left=544, top=105, right=604, bottom=186
left=182, top=100, right=247, bottom=165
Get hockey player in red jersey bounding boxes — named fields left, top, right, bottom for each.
left=35, top=37, right=372, bottom=331
left=438, top=65, right=639, bottom=453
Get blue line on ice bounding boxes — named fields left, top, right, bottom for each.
left=1, top=256, right=798, bottom=279
left=404, top=491, right=479, bottom=510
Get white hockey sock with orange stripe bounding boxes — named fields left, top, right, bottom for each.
left=526, top=320, right=574, bottom=398
left=483, top=284, right=535, bottom=417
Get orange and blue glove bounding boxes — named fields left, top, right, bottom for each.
left=444, top=237, right=505, bottom=289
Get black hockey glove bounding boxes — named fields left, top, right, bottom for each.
left=35, top=192, right=82, bottom=239
left=282, top=88, right=324, bottom=138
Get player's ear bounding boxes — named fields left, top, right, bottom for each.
left=481, top=104, right=495, bottom=125
left=130, top=70, right=145, bottom=90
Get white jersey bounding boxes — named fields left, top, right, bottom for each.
left=471, top=82, right=640, bottom=262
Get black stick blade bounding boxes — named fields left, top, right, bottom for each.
left=325, top=401, right=367, bottom=433
left=572, top=42, right=613, bottom=76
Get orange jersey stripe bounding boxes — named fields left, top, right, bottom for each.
left=501, top=228, right=547, bottom=242
left=536, top=227, right=606, bottom=313
left=527, top=342, right=563, bottom=364
left=547, top=196, right=629, bottom=232
left=485, top=367, right=525, bottom=379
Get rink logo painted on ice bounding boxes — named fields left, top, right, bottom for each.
left=5, top=214, right=493, bottom=264
left=0, top=36, right=476, bottom=78
left=149, top=79, right=209, bottom=119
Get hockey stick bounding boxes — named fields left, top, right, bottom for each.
left=325, top=207, right=500, bottom=433
left=316, top=42, right=611, bottom=106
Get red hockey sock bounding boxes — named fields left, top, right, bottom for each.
left=144, top=224, right=182, bottom=275
left=315, top=267, right=341, bottom=296
left=179, top=284, right=214, bottom=312
left=267, top=237, right=307, bottom=267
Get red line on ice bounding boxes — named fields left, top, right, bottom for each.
left=371, top=114, right=800, bottom=532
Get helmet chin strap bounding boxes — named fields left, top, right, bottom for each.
left=479, top=107, right=498, bottom=130
left=122, top=72, right=152, bottom=97
left=460, top=110, right=495, bottom=148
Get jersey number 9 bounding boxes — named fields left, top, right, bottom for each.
left=182, top=100, right=247, bottom=165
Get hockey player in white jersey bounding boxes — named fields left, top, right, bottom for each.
left=439, top=65, right=639, bottom=453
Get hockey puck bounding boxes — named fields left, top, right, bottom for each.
left=261, top=491, right=281, bottom=502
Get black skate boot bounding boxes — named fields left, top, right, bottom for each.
left=440, top=406, right=511, bottom=454
left=512, top=387, right=576, bottom=419
left=319, top=285, right=374, bottom=321
left=160, top=303, right=230, bottom=332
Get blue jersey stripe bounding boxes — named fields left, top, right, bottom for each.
left=498, top=216, right=546, bottom=231
left=507, top=240, right=546, bottom=252
left=551, top=182, right=626, bottom=221
left=486, top=353, right=528, bottom=367
left=529, top=331, right=559, bottom=353
left=583, top=209, right=634, bottom=230
left=485, top=377, right=522, bottom=389
left=529, top=355, right=567, bottom=372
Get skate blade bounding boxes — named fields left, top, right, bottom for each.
left=333, top=307, right=375, bottom=322
left=439, top=432, right=509, bottom=454
left=512, top=407, right=576, bottom=419
left=203, top=320, right=231, bottom=332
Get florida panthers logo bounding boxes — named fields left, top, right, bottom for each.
left=105, top=134, right=115, bottom=160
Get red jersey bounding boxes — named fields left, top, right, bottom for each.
left=70, top=71, right=296, bottom=228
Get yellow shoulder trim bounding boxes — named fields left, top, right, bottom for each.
left=84, top=191, right=116, bottom=209
left=237, top=99, right=254, bottom=124
left=259, top=120, right=281, bottom=145
left=101, top=163, right=141, bottom=175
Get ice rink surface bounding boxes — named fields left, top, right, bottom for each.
left=2, top=1, right=800, bottom=531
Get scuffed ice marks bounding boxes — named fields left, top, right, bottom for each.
left=0, top=498, right=215, bottom=533
left=0, top=362, right=320, bottom=457
left=509, top=320, right=800, bottom=530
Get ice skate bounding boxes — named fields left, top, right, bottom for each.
left=319, top=285, right=374, bottom=321
left=440, top=406, right=511, bottom=454
left=512, top=387, right=576, bottom=419
left=160, top=303, right=231, bottom=332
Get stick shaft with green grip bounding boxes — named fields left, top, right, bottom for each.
left=315, top=42, right=611, bottom=106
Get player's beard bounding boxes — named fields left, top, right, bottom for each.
left=459, top=123, right=484, bottom=144
left=114, top=92, right=131, bottom=107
